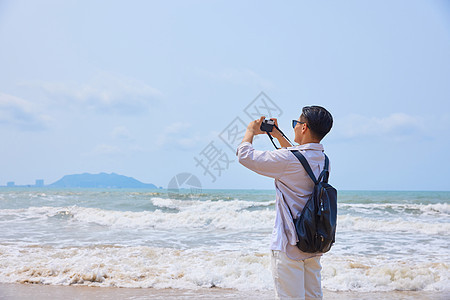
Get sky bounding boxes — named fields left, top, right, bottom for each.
left=0, top=0, right=449, bottom=191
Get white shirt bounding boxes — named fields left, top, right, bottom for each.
left=236, top=141, right=327, bottom=260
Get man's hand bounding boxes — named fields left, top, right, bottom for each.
left=270, top=118, right=293, bottom=148
left=270, top=118, right=282, bottom=139
left=240, top=116, right=265, bottom=145
left=246, top=116, right=266, bottom=135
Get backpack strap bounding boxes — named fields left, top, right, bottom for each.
left=290, top=150, right=318, bottom=184
left=317, top=154, right=330, bottom=183
left=291, top=150, right=329, bottom=184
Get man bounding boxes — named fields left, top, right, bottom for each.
left=236, top=106, right=333, bottom=300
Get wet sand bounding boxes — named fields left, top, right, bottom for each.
left=0, top=283, right=448, bottom=300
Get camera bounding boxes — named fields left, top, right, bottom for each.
left=260, top=119, right=275, bottom=132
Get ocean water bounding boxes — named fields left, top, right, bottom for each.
left=0, top=188, right=448, bottom=292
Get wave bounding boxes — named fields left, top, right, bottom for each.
left=321, top=255, right=449, bottom=292
left=1, top=201, right=448, bottom=235
left=0, top=203, right=276, bottom=231
left=0, top=244, right=447, bottom=292
left=337, top=215, right=450, bottom=235
left=150, top=197, right=276, bottom=210
left=0, top=245, right=272, bottom=290
left=338, top=202, right=450, bottom=215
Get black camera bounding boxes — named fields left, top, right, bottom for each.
left=260, top=119, right=275, bottom=132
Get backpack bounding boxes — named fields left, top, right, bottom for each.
left=289, top=150, right=337, bottom=253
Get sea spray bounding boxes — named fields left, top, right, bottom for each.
left=0, top=189, right=448, bottom=292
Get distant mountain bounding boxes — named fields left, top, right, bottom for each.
left=49, top=172, right=157, bottom=189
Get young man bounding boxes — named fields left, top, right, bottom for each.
left=236, top=106, right=333, bottom=300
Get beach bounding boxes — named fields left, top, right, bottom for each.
left=0, top=189, right=448, bottom=297
left=1, top=283, right=449, bottom=300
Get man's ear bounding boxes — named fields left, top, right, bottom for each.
left=301, top=123, right=308, bottom=133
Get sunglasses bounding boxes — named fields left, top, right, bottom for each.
left=292, top=120, right=306, bottom=128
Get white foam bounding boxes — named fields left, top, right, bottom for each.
left=151, top=197, right=276, bottom=211
left=339, top=202, right=450, bottom=215
left=322, top=255, right=450, bottom=292
left=337, top=215, right=450, bottom=235
left=0, top=203, right=276, bottom=231
left=0, top=244, right=448, bottom=292
left=2, top=201, right=448, bottom=236
left=0, top=245, right=272, bottom=290
left=420, top=203, right=450, bottom=214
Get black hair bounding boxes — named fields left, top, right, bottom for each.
left=301, top=106, right=333, bottom=140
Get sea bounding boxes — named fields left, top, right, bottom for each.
left=0, top=188, right=448, bottom=293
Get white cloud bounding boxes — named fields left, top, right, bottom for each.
left=128, top=144, right=144, bottom=153
left=0, top=93, right=50, bottom=130
left=156, top=122, right=218, bottom=149
left=90, top=144, right=122, bottom=155
left=111, top=126, right=132, bottom=140
left=22, top=72, right=162, bottom=114
left=84, top=142, right=146, bottom=157
left=156, top=122, right=192, bottom=147
left=334, top=113, right=425, bottom=139
left=196, top=67, right=274, bottom=89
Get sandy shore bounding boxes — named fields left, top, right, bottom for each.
left=0, top=283, right=448, bottom=300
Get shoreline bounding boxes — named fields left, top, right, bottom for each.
left=0, top=283, right=448, bottom=300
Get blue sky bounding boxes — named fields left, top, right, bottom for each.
left=0, top=0, right=449, bottom=190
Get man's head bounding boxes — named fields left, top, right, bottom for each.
left=294, top=106, right=333, bottom=144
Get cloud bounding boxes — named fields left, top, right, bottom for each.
left=156, top=122, right=216, bottom=149
left=334, top=113, right=425, bottom=140
left=22, top=72, right=162, bottom=114
left=157, top=122, right=193, bottom=147
left=111, top=126, right=132, bottom=140
left=0, top=93, right=49, bottom=130
left=83, top=125, right=146, bottom=156
left=84, top=143, right=144, bottom=157
left=90, top=144, right=122, bottom=155
left=196, top=67, right=274, bottom=90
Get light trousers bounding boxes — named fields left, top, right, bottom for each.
left=271, top=250, right=323, bottom=300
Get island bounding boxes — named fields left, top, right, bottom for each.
left=48, top=172, right=158, bottom=189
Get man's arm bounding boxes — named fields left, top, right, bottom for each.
left=237, top=116, right=290, bottom=179
left=241, top=117, right=292, bottom=147
left=273, top=134, right=291, bottom=148
left=270, top=118, right=293, bottom=148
